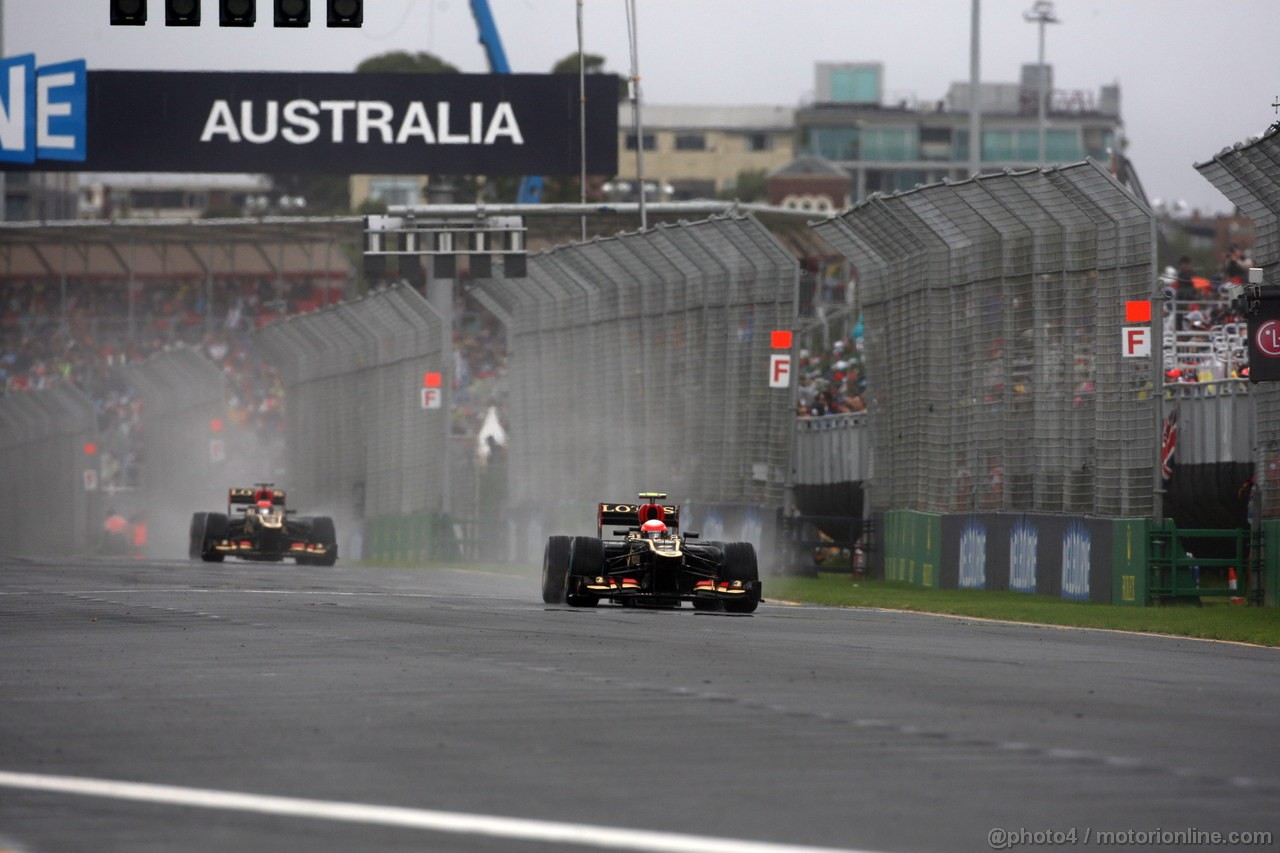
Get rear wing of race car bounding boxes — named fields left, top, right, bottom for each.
left=597, top=501, right=680, bottom=537
left=229, top=487, right=286, bottom=506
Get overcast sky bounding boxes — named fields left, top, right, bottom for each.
left=7, top=0, right=1278, bottom=215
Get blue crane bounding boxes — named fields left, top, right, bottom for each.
left=469, top=0, right=544, bottom=204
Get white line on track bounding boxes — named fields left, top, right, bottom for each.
left=0, top=589, right=449, bottom=599
left=0, top=770, right=878, bottom=853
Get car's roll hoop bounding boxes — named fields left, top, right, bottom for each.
left=597, top=491, right=679, bottom=537
left=229, top=484, right=286, bottom=509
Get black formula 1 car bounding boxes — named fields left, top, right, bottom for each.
left=542, top=492, right=762, bottom=613
left=189, top=484, right=337, bottom=566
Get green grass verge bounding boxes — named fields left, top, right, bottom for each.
left=768, top=573, right=1280, bottom=648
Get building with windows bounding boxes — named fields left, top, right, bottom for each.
left=615, top=104, right=795, bottom=201
left=76, top=173, right=272, bottom=220
left=766, top=156, right=850, bottom=213
left=3, top=172, right=78, bottom=221
left=795, top=62, right=1122, bottom=202
left=350, top=174, right=428, bottom=210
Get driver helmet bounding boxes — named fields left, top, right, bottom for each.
left=641, top=519, right=667, bottom=539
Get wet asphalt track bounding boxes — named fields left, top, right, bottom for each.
left=1, top=556, right=1278, bottom=853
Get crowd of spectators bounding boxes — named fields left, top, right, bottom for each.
left=1, top=277, right=337, bottom=393
left=1163, top=246, right=1255, bottom=383
left=0, top=276, right=331, bottom=490
left=2, top=274, right=511, bottom=494
left=791, top=243, right=1260, bottom=417
left=451, top=284, right=509, bottom=441
left=795, top=317, right=867, bottom=417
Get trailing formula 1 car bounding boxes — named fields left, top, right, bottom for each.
left=189, top=484, right=337, bottom=566
left=542, top=492, right=762, bottom=613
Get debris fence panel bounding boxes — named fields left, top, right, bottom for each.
left=0, top=386, right=97, bottom=554
left=813, top=161, right=1156, bottom=517
left=1198, top=124, right=1280, bottom=520
left=255, top=284, right=447, bottom=530
left=115, top=348, right=230, bottom=554
left=472, top=215, right=799, bottom=522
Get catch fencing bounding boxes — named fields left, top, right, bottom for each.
left=118, top=348, right=226, bottom=488
left=1197, top=123, right=1280, bottom=521
left=471, top=215, right=798, bottom=539
left=0, top=348, right=262, bottom=558
left=0, top=385, right=97, bottom=554
left=116, top=348, right=229, bottom=554
left=255, top=284, right=449, bottom=551
left=813, top=160, right=1155, bottom=518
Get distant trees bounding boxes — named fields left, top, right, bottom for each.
left=356, top=51, right=460, bottom=74
left=720, top=169, right=768, bottom=203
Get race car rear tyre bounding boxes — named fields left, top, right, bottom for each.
left=721, top=542, right=760, bottom=614
left=307, top=517, right=338, bottom=567
left=188, top=513, right=208, bottom=561
left=201, top=512, right=228, bottom=563
left=566, top=536, right=603, bottom=607
left=542, top=535, right=572, bottom=604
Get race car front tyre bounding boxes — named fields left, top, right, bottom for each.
left=721, top=542, right=760, bottom=614
left=306, top=516, right=338, bottom=566
left=542, top=535, right=571, bottom=604
left=188, top=513, right=208, bottom=561
left=566, top=536, right=604, bottom=607
left=200, top=512, right=228, bottom=563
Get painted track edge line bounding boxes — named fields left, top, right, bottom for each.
left=0, top=770, right=879, bottom=853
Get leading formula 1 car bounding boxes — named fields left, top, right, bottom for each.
left=542, top=492, right=762, bottom=613
left=189, top=484, right=337, bottom=566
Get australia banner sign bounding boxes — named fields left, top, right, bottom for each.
left=0, top=54, right=619, bottom=175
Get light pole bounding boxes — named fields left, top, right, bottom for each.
left=969, top=0, right=981, bottom=179
left=1, top=0, right=6, bottom=222
left=625, top=0, right=646, bottom=229
left=1023, top=0, right=1059, bottom=165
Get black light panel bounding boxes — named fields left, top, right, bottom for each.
left=327, top=0, right=361, bottom=27
left=274, top=0, right=309, bottom=26
left=220, top=0, right=255, bottom=25
left=166, top=0, right=200, bottom=25
left=110, top=0, right=148, bottom=25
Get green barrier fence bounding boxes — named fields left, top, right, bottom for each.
left=364, top=513, right=462, bottom=564
left=1265, top=520, right=1280, bottom=608
left=883, top=510, right=941, bottom=588
left=1148, top=521, right=1251, bottom=603
left=1111, top=519, right=1149, bottom=606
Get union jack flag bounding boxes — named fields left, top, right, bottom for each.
left=1160, top=403, right=1178, bottom=482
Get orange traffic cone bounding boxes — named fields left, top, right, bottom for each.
left=1229, top=567, right=1245, bottom=605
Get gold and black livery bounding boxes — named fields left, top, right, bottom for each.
left=189, top=483, right=337, bottom=566
left=542, top=492, right=761, bottom=613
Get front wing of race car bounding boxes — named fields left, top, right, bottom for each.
left=210, top=530, right=334, bottom=562
left=564, top=537, right=762, bottom=612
